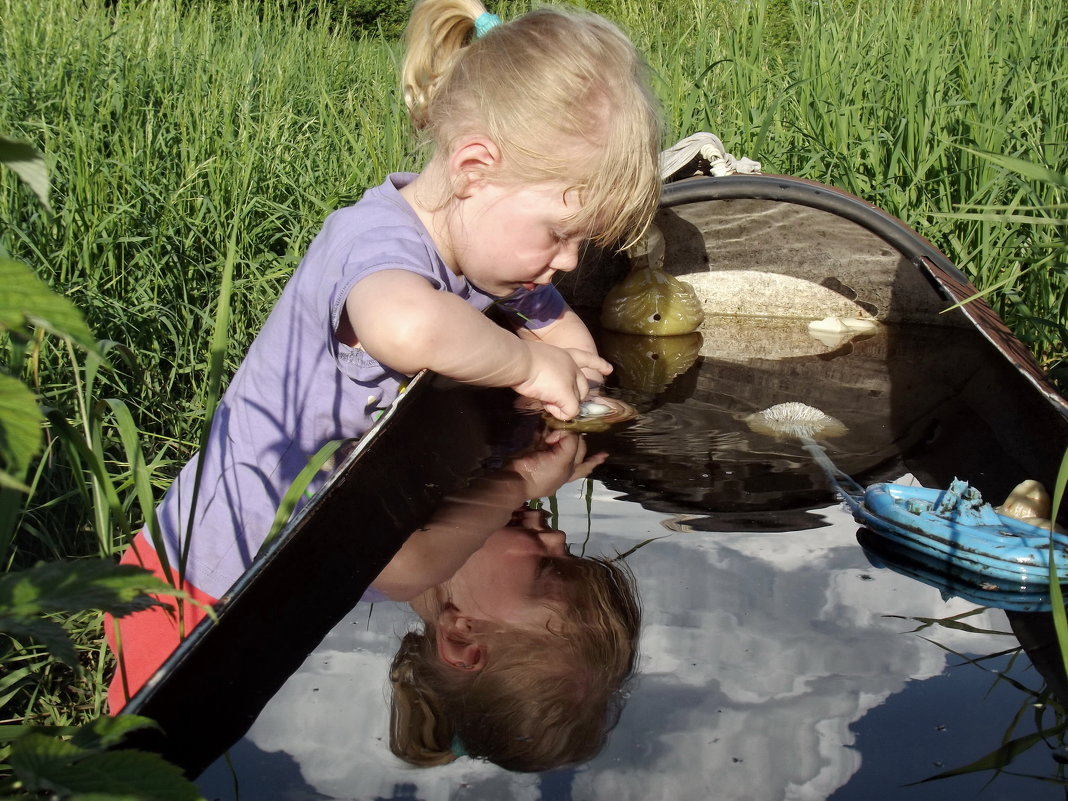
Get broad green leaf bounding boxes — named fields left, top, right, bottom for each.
left=0, top=560, right=179, bottom=620
left=9, top=730, right=83, bottom=766
left=0, top=257, right=98, bottom=354
left=70, top=715, right=160, bottom=751
left=0, top=716, right=159, bottom=749
left=0, top=467, right=31, bottom=491
left=0, top=723, right=78, bottom=743
left=0, top=136, right=50, bottom=213
left=57, top=748, right=204, bottom=800
left=8, top=732, right=202, bottom=801
left=0, top=371, right=41, bottom=482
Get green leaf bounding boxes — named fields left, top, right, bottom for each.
left=101, top=399, right=164, bottom=558
left=0, top=467, right=31, bottom=491
left=0, top=559, right=183, bottom=667
left=0, top=615, right=78, bottom=666
left=911, top=724, right=1062, bottom=783
left=0, top=560, right=179, bottom=620
left=0, top=664, right=39, bottom=710
left=0, top=723, right=79, bottom=743
left=0, top=371, right=42, bottom=482
left=259, top=438, right=350, bottom=552
left=0, top=717, right=159, bottom=749
left=1047, top=446, right=1068, bottom=675
left=70, top=715, right=160, bottom=751
left=0, top=136, right=50, bottom=213
left=956, top=146, right=1068, bottom=189
left=41, top=408, right=134, bottom=545
left=8, top=732, right=202, bottom=800
left=0, top=257, right=98, bottom=354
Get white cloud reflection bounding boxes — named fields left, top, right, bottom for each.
left=203, top=480, right=1010, bottom=801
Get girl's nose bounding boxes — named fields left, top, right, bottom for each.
left=537, top=530, right=568, bottom=556
left=550, top=239, right=580, bottom=272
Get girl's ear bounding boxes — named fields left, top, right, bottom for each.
left=435, top=605, right=487, bottom=672
left=447, top=136, right=502, bottom=198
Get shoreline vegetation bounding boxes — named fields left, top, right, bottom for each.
left=0, top=0, right=1065, bottom=766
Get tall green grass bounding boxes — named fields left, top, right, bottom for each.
left=2, top=0, right=413, bottom=452
left=0, top=0, right=417, bottom=727
left=633, top=0, right=1067, bottom=379
left=0, top=0, right=1065, bottom=732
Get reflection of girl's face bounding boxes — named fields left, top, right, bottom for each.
left=447, top=510, right=572, bottom=629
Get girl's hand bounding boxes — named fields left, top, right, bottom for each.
left=508, top=429, right=607, bottom=499
left=513, top=340, right=612, bottom=420
left=515, top=306, right=609, bottom=401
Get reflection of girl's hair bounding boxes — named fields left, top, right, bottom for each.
left=389, top=557, right=640, bottom=772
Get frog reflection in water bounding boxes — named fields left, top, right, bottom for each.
left=370, top=428, right=640, bottom=772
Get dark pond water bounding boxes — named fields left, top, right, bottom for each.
left=196, top=321, right=1068, bottom=801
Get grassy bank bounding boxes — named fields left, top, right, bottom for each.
left=1, top=0, right=1065, bottom=729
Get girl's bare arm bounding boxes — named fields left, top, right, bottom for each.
left=344, top=270, right=610, bottom=419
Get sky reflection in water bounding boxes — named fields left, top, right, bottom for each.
left=199, top=469, right=1064, bottom=800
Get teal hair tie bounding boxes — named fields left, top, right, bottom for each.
left=451, top=734, right=467, bottom=758
left=474, top=12, right=501, bottom=38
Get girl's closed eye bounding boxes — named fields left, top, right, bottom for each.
left=534, top=557, right=571, bottom=602
left=537, top=556, right=565, bottom=578
left=552, top=228, right=586, bottom=249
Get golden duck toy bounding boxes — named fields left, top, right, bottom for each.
left=600, top=223, right=705, bottom=337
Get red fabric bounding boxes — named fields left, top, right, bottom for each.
left=105, top=533, right=218, bottom=714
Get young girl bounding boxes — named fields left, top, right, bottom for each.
left=390, top=519, right=641, bottom=772
left=107, top=0, right=660, bottom=710
left=382, top=428, right=641, bottom=772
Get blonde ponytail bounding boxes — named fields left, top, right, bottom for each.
left=402, top=0, right=488, bottom=131
left=389, top=631, right=457, bottom=766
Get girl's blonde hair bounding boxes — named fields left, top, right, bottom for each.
left=402, top=0, right=662, bottom=249
left=389, top=556, right=641, bottom=772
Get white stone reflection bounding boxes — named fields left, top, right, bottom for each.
left=215, top=480, right=1012, bottom=801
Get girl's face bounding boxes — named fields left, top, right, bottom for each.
left=446, top=510, right=572, bottom=629
left=446, top=180, right=586, bottom=298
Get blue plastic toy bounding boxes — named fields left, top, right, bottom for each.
left=842, top=478, right=1068, bottom=588
left=744, top=401, right=1066, bottom=594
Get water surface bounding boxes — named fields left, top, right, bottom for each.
left=198, top=322, right=1068, bottom=801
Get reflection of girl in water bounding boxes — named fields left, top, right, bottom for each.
left=375, top=429, right=641, bottom=771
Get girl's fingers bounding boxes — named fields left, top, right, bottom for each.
left=568, top=348, right=613, bottom=377
left=542, top=401, right=571, bottom=421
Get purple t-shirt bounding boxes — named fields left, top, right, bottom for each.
left=155, top=173, right=565, bottom=598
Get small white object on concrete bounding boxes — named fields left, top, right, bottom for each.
left=808, top=316, right=880, bottom=334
